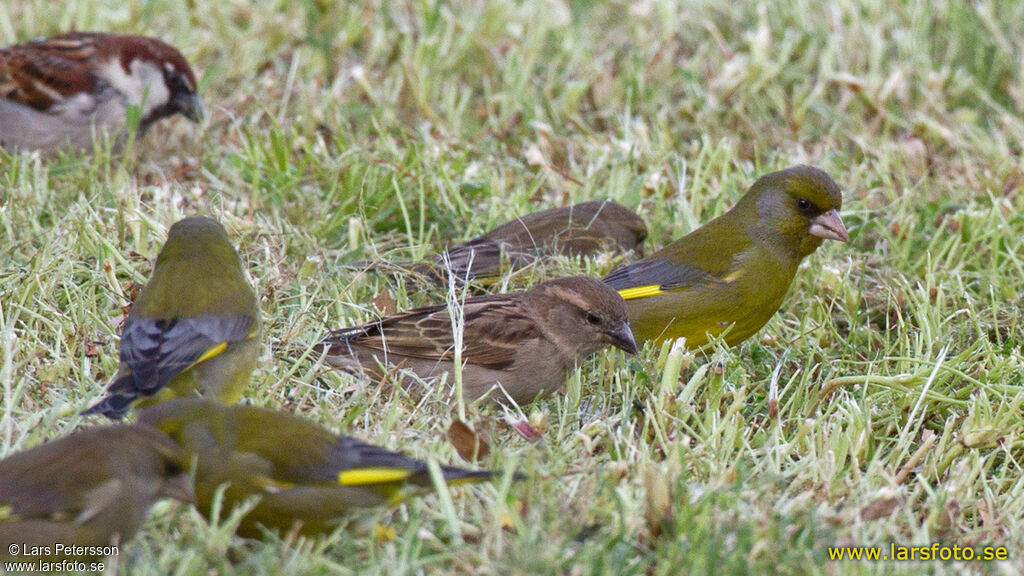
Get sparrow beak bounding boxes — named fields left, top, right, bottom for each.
left=159, top=473, right=196, bottom=505
left=606, top=322, right=639, bottom=355
left=808, top=209, right=850, bottom=243
left=172, top=92, right=205, bottom=123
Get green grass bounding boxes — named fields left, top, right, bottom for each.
left=2, top=0, right=1023, bottom=574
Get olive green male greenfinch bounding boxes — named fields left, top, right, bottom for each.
left=84, top=216, right=260, bottom=418
left=138, top=399, right=492, bottom=538
left=603, top=165, right=849, bottom=347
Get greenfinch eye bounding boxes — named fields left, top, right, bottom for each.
left=797, top=198, right=812, bottom=212
left=585, top=311, right=602, bottom=325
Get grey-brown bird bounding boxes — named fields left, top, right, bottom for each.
left=0, top=424, right=193, bottom=561
left=138, top=398, right=493, bottom=538
left=603, top=165, right=850, bottom=347
left=408, top=200, right=647, bottom=285
left=84, top=216, right=261, bottom=419
left=316, top=275, right=638, bottom=405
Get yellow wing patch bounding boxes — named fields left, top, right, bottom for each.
left=339, top=467, right=414, bottom=486
left=194, top=342, right=228, bottom=365
left=0, top=505, right=16, bottom=521
left=617, top=285, right=665, bottom=300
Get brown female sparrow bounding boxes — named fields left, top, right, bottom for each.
left=0, top=32, right=203, bottom=153
left=315, top=276, right=638, bottom=405
left=408, top=200, right=648, bottom=286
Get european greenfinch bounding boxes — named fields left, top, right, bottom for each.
left=0, top=32, right=203, bottom=153
left=603, top=165, right=849, bottom=347
left=137, top=399, right=493, bottom=538
left=0, top=424, right=193, bottom=562
left=84, top=216, right=260, bottom=419
left=316, top=276, right=637, bottom=405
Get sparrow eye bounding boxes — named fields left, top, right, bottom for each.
left=166, top=71, right=189, bottom=93
left=797, top=198, right=812, bottom=213
left=585, top=311, right=602, bottom=326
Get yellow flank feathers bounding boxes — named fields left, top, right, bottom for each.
left=194, top=341, right=228, bottom=365
left=721, top=269, right=744, bottom=283
left=617, top=285, right=665, bottom=300
left=255, top=476, right=295, bottom=493
left=338, top=467, right=414, bottom=485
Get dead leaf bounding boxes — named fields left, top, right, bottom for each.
left=506, top=417, right=541, bottom=441
left=446, top=419, right=490, bottom=462
left=505, top=410, right=548, bottom=441
left=900, top=137, right=928, bottom=180
left=860, top=496, right=901, bottom=521
left=936, top=498, right=960, bottom=536
left=371, top=290, right=397, bottom=316
left=644, top=467, right=672, bottom=538
left=83, top=340, right=103, bottom=358
left=1002, top=167, right=1022, bottom=198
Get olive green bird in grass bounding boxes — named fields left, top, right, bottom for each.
left=84, top=217, right=261, bottom=419
left=138, top=399, right=494, bottom=538
left=603, top=165, right=850, bottom=347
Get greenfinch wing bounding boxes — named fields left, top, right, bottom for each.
left=119, top=314, right=256, bottom=393
left=603, top=257, right=719, bottom=296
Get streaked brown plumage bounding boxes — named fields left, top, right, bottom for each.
left=0, top=424, right=192, bottom=561
left=0, top=32, right=202, bottom=153
left=316, top=276, right=637, bottom=405
left=408, top=200, right=647, bottom=285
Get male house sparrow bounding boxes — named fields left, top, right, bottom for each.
left=138, top=399, right=493, bottom=538
left=0, top=424, right=193, bottom=561
left=0, top=32, right=203, bottom=153
left=84, top=217, right=260, bottom=419
left=408, top=200, right=648, bottom=285
left=603, top=165, right=850, bottom=347
left=316, top=276, right=638, bottom=405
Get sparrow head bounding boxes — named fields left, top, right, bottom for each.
left=90, top=33, right=203, bottom=130
left=533, top=276, right=638, bottom=357
left=745, top=165, right=849, bottom=258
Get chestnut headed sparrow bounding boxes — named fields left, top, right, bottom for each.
left=0, top=32, right=203, bottom=153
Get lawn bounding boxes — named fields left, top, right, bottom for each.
left=1, top=0, right=1022, bottom=574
